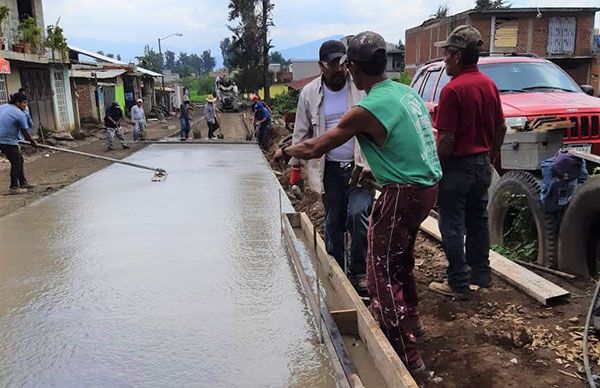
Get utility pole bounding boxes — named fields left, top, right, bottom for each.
left=157, top=33, right=183, bottom=107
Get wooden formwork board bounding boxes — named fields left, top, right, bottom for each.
left=282, top=214, right=357, bottom=388
left=295, top=212, right=419, bottom=388
left=419, top=216, right=570, bottom=306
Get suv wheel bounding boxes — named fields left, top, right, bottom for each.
left=489, top=170, right=558, bottom=266
left=557, top=176, right=600, bottom=276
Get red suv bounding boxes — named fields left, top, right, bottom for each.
left=411, top=55, right=600, bottom=155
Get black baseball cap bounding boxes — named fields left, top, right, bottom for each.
left=319, top=40, right=346, bottom=63
left=340, top=31, right=386, bottom=64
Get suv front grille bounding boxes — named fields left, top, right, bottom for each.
left=561, top=115, right=600, bottom=140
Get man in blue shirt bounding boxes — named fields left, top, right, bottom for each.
left=0, top=92, right=37, bottom=195
left=253, top=98, right=272, bottom=151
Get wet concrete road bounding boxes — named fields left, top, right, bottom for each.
left=0, top=145, right=335, bottom=387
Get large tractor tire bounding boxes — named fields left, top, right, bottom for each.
left=557, top=176, right=600, bottom=277
left=489, top=170, right=557, bottom=266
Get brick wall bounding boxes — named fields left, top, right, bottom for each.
left=404, top=10, right=598, bottom=82
left=74, top=81, right=97, bottom=123
left=590, top=57, right=600, bottom=96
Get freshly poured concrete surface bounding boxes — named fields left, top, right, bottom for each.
left=0, top=145, right=335, bottom=387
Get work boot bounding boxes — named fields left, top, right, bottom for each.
left=9, top=187, right=27, bottom=195
left=428, top=280, right=470, bottom=300
left=20, top=183, right=36, bottom=190
left=351, top=275, right=369, bottom=296
left=122, top=144, right=130, bottom=149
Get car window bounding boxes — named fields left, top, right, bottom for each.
left=421, top=70, right=440, bottom=102
left=479, top=62, right=580, bottom=93
left=434, top=70, right=451, bottom=102
left=411, top=69, right=426, bottom=95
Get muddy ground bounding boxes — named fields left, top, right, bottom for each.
left=266, top=119, right=598, bottom=387
left=2, top=112, right=598, bottom=387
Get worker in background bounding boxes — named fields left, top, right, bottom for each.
left=131, top=98, right=146, bottom=141
left=253, top=97, right=272, bottom=151
left=179, top=98, right=192, bottom=141
left=289, top=39, right=373, bottom=293
left=0, top=92, right=37, bottom=195
left=17, top=88, right=33, bottom=134
left=104, top=102, right=129, bottom=151
left=428, top=26, right=506, bottom=298
left=204, top=94, right=221, bottom=139
left=273, top=31, right=442, bottom=374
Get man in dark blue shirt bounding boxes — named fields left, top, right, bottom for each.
left=254, top=101, right=271, bottom=151
left=104, top=102, right=129, bottom=151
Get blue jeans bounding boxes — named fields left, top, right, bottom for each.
left=180, top=117, right=190, bottom=139
left=322, top=161, right=374, bottom=278
left=438, top=154, right=492, bottom=291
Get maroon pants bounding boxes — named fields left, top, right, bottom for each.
left=366, top=183, right=438, bottom=368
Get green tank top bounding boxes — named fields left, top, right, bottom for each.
left=357, top=79, right=442, bottom=187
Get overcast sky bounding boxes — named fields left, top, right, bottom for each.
left=43, top=0, right=599, bottom=64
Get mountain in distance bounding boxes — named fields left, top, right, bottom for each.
left=278, top=35, right=344, bottom=61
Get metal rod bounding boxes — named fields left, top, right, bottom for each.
left=24, top=142, right=166, bottom=174
left=314, top=226, right=323, bottom=344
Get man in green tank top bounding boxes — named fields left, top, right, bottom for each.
left=273, top=31, right=441, bottom=375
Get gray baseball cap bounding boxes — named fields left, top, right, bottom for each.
left=340, top=31, right=387, bottom=64
left=434, top=25, right=483, bottom=49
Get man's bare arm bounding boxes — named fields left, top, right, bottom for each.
left=20, top=128, right=37, bottom=146
left=436, top=130, right=455, bottom=162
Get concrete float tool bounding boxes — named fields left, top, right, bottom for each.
left=23, top=143, right=168, bottom=182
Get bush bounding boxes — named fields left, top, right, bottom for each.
left=182, top=75, right=216, bottom=103
left=394, top=72, right=412, bottom=85
left=270, top=90, right=299, bottom=115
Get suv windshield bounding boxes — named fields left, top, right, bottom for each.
left=479, top=62, right=580, bottom=93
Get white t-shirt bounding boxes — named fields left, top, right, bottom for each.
left=323, top=83, right=354, bottom=162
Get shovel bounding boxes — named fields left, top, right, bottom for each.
left=23, top=142, right=168, bottom=182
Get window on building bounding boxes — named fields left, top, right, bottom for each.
left=420, top=70, right=440, bottom=102
left=493, top=18, right=519, bottom=53
left=17, top=0, right=35, bottom=21
left=0, top=76, right=8, bottom=104
left=547, top=17, right=577, bottom=55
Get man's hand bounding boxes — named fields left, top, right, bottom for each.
left=272, top=147, right=285, bottom=163
left=29, top=139, right=38, bottom=148
left=358, top=168, right=381, bottom=191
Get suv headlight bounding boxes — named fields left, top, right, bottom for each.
left=504, top=116, right=528, bottom=133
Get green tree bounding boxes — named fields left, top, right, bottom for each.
left=475, top=0, right=510, bottom=10
left=269, top=50, right=289, bottom=66
left=397, top=38, right=405, bottom=52
left=106, top=53, right=115, bottom=59
left=117, top=54, right=121, bottom=61
left=136, top=45, right=162, bottom=73
left=164, top=50, right=176, bottom=69
left=200, top=50, right=216, bottom=74
left=431, top=4, right=449, bottom=18
left=226, top=0, right=263, bottom=93
left=220, top=37, right=232, bottom=69
left=97, top=50, right=105, bottom=56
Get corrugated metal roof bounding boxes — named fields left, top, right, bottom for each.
left=70, top=69, right=127, bottom=79
left=68, top=45, right=127, bottom=65
left=137, top=67, right=162, bottom=77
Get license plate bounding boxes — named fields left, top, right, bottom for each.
left=565, top=143, right=592, bottom=154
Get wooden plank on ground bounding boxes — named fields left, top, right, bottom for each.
left=419, top=215, right=570, bottom=306
left=299, top=213, right=418, bottom=388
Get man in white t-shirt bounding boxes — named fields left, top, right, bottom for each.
left=290, top=40, right=374, bottom=292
